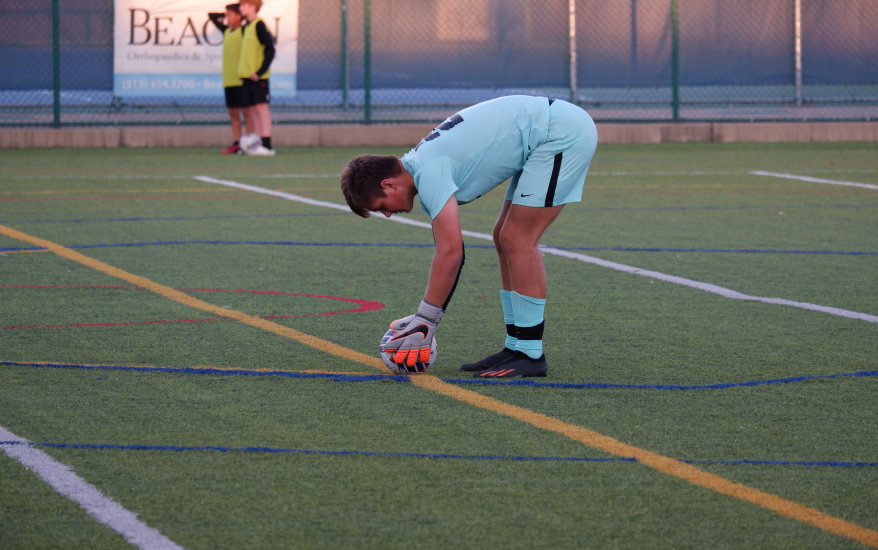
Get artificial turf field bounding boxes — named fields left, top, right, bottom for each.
left=0, top=142, right=876, bottom=549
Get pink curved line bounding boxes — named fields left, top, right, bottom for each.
left=0, top=285, right=383, bottom=330
left=0, top=194, right=263, bottom=202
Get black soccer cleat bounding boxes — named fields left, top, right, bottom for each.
left=474, top=351, right=548, bottom=378
left=460, top=348, right=515, bottom=372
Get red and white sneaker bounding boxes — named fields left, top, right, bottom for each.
left=221, top=143, right=240, bottom=155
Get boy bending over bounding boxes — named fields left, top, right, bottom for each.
left=341, top=95, right=598, bottom=378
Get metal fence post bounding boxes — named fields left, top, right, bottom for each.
left=342, top=0, right=349, bottom=109
left=794, top=0, right=803, bottom=107
left=363, top=0, right=372, bottom=124
left=631, top=0, right=638, bottom=70
left=671, top=0, right=680, bottom=121
left=52, top=0, right=61, bottom=128
left=569, top=0, right=577, bottom=103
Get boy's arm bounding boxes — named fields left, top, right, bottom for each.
left=254, top=20, right=276, bottom=76
left=424, top=197, right=465, bottom=309
left=208, top=12, right=228, bottom=32
left=380, top=196, right=464, bottom=369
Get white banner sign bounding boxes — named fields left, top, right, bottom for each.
left=113, top=0, right=298, bottom=97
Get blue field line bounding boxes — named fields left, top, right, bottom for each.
left=3, top=361, right=877, bottom=391
left=3, top=202, right=876, bottom=226
left=1, top=246, right=45, bottom=252
left=1, top=240, right=874, bottom=256
left=0, top=361, right=406, bottom=383
left=0, top=440, right=632, bottom=463
left=1, top=440, right=874, bottom=468
left=448, top=370, right=878, bottom=390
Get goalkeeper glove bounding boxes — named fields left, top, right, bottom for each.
left=381, top=300, right=444, bottom=369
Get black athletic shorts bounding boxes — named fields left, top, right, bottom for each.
left=224, top=86, right=245, bottom=109
left=240, top=78, right=270, bottom=107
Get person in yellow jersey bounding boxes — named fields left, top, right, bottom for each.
left=209, top=4, right=254, bottom=154
left=237, top=0, right=276, bottom=156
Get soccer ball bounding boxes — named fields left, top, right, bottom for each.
left=379, top=329, right=438, bottom=375
left=239, top=133, right=261, bottom=155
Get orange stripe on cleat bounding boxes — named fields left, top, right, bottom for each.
left=480, top=369, right=514, bottom=377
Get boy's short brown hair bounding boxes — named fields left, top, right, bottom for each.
left=239, top=0, right=262, bottom=10
left=340, top=155, right=401, bottom=218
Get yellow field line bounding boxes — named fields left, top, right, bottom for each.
left=2, top=222, right=876, bottom=548
left=411, top=376, right=878, bottom=546
left=0, top=223, right=381, bottom=367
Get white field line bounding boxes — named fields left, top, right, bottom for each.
left=195, top=176, right=350, bottom=211
left=9, top=169, right=878, bottom=181
left=750, top=171, right=878, bottom=190
left=0, top=426, right=184, bottom=550
left=195, top=176, right=878, bottom=323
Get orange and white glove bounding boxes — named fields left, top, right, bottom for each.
left=381, top=300, right=444, bottom=370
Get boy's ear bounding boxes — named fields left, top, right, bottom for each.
left=380, top=178, right=396, bottom=190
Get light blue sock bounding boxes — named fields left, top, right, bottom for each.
left=511, top=291, right=546, bottom=359
left=500, top=289, right=517, bottom=350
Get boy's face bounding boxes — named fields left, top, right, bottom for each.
left=225, top=9, right=242, bottom=28
left=367, top=181, right=414, bottom=218
left=239, top=2, right=257, bottom=18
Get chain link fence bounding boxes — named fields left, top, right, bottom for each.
left=2, top=0, right=877, bottom=127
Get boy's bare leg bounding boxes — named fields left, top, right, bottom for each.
left=243, top=109, right=255, bottom=135
left=493, top=200, right=514, bottom=291
left=228, top=108, right=242, bottom=141
left=253, top=103, right=272, bottom=138
left=464, top=201, right=563, bottom=374
left=244, top=106, right=258, bottom=135
left=495, top=202, right=565, bottom=298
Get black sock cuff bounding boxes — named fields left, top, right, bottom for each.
left=515, top=321, right=545, bottom=341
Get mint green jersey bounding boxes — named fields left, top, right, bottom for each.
left=401, top=95, right=552, bottom=219
left=401, top=95, right=597, bottom=220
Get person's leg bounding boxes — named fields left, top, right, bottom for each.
left=220, top=108, right=244, bottom=154
left=501, top=203, right=564, bottom=359
left=496, top=203, right=564, bottom=299
left=474, top=203, right=564, bottom=378
left=256, top=103, right=272, bottom=137
left=461, top=201, right=516, bottom=371
left=464, top=203, right=563, bottom=374
left=228, top=107, right=242, bottom=141
left=222, top=87, right=245, bottom=154
left=243, top=107, right=255, bottom=135
left=253, top=102, right=272, bottom=150
left=472, top=101, right=596, bottom=377
left=244, top=105, right=260, bottom=136
left=493, top=200, right=513, bottom=290
left=240, top=101, right=273, bottom=155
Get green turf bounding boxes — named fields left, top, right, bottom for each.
left=1, top=143, right=876, bottom=549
